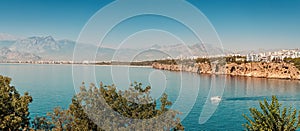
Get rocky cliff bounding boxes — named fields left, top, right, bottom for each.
left=152, top=62, right=300, bottom=80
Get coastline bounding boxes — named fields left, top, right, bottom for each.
left=0, top=62, right=152, bottom=68
left=152, top=62, right=300, bottom=80
left=1, top=61, right=299, bottom=80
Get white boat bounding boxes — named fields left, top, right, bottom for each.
left=210, top=96, right=221, bottom=102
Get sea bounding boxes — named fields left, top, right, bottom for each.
left=1, top=64, right=300, bottom=130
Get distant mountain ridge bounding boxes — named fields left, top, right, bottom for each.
left=0, top=47, right=40, bottom=61
left=149, top=43, right=229, bottom=57
left=3, top=35, right=283, bottom=62
left=10, top=36, right=60, bottom=54
left=0, top=33, right=23, bottom=41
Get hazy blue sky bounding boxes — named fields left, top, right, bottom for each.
left=0, top=0, right=299, bottom=50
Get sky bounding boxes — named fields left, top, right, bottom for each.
left=0, top=0, right=300, bottom=51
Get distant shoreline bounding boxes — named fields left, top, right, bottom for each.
left=0, top=60, right=154, bottom=66
left=0, top=62, right=153, bottom=68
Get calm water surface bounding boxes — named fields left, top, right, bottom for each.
left=1, top=64, right=300, bottom=130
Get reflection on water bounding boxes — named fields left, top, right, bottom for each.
left=225, top=76, right=300, bottom=98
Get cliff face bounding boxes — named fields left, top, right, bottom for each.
left=152, top=62, right=300, bottom=80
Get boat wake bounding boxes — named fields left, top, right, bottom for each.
left=224, top=96, right=267, bottom=101
left=224, top=96, right=300, bottom=102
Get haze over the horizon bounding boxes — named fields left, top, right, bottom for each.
left=0, top=0, right=299, bottom=51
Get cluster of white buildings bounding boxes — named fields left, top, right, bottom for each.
left=246, top=49, right=300, bottom=62
left=163, top=49, right=300, bottom=63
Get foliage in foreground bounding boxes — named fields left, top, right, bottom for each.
left=0, top=74, right=183, bottom=130
left=243, top=96, right=300, bottom=131
left=33, top=82, right=184, bottom=131
left=0, top=75, right=33, bottom=131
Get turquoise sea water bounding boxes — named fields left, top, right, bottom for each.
left=1, top=64, right=300, bottom=130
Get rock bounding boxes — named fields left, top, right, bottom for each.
left=152, top=62, right=300, bottom=80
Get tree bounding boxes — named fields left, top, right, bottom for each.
left=45, top=82, right=184, bottom=130
left=31, top=116, right=53, bottom=131
left=69, top=94, right=100, bottom=131
left=243, top=96, right=300, bottom=131
left=47, top=107, right=73, bottom=131
left=284, top=57, right=300, bottom=70
left=0, top=75, right=33, bottom=130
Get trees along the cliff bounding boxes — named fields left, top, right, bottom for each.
left=243, top=96, right=300, bottom=131
left=0, top=75, right=33, bottom=130
left=284, top=57, right=300, bottom=70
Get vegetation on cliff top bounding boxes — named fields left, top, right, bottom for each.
left=284, top=58, right=300, bottom=70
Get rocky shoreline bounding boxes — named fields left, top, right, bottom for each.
left=152, top=62, right=300, bottom=80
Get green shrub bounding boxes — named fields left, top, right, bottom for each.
left=0, top=75, right=32, bottom=130
left=243, top=96, right=300, bottom=131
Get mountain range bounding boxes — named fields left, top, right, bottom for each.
left=0, top=34, right=231, bottom=61
left=0, top=33, right=23, bottom=41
